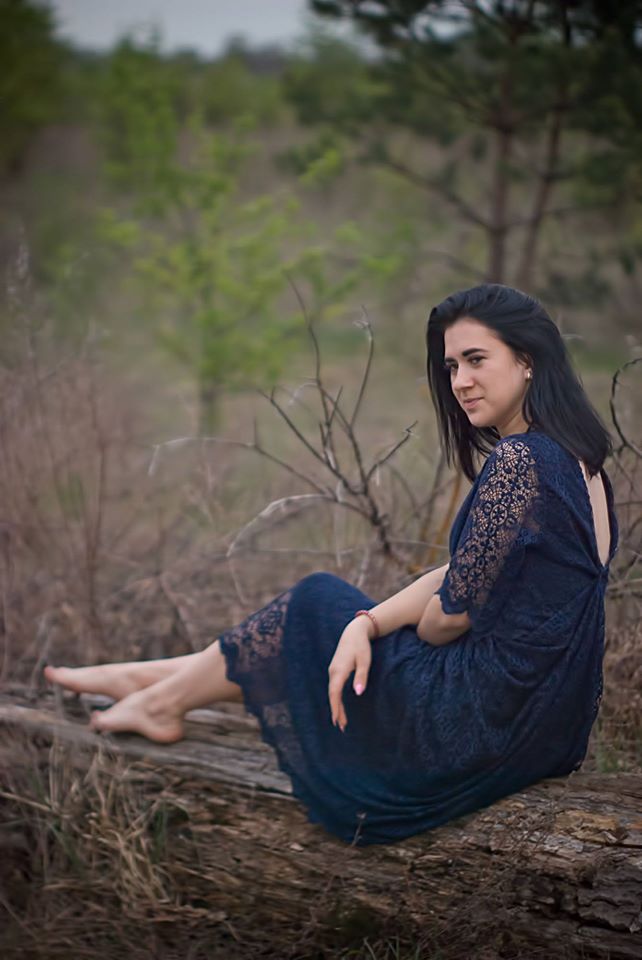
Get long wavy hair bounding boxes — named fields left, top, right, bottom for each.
left=426, top=283, right=613, bottom=483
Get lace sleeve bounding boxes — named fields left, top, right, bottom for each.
left=436, top=437, right=541, bottom=621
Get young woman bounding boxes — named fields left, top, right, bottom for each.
left=45, top=283, right=618, bottom=846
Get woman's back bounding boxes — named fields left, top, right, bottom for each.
left=578, top=459, right=612, bottom=567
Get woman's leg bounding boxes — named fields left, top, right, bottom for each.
left=87, top=639, right=243, bottom=742
left=44, top=652, right=203, bottom=701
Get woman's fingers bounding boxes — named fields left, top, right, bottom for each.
left=327, top=629, right=373, bottom=732
left=328, top=663, right=371, bottom=732
left=352, top=639, right=372, bottom=697
left=328, top=670, right=346, bottom=729
left=352, top=658, right=370, bottom=696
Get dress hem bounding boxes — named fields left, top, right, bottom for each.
left=218, top=631, right=370, bottom=847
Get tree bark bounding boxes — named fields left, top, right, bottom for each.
left=514, top=95, right=565, bottom=291
left=487, top=41, right=516, bottom=283
left=515, top=6, right=572, bottom=291
left=198, top=376, right=221, bottom=435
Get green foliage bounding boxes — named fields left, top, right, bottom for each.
left=98, top=38, right=284, bottom=148
left=96, top=35, right=180, bottom=204
left=283, top=30, right=385, bottom=131
left=97, top=121, right=303, bottom=429
left=196, top=51, right=284, bottom=127
left=91, top=33, right=417, bottom=429
left=377, top=50, right=463, bottom=146
left=0, top=0, right=64, bottom=176
left=300, top=137, right=346, bottom=187
left=571, top=28, right=642, bottom=206
left=93, top=36, right=303, bottom=428
left=278, top=128, right=348, bottom=184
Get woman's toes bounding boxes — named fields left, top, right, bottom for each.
left=89, top=710, right=105, bottom=732
left=41, top=664, right=140, bottom=700
left=44, top=666, right=75, bottom=689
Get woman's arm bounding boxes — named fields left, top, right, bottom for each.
left=417, top=594, right=472, bottom=646
left=364, top=563, right=471, bottom=647
left=362, top=564, right=446, bottom=634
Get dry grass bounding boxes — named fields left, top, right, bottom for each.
left=0, top=301, right=453, bottom=685
left=1, top=730, right=611, bottom=960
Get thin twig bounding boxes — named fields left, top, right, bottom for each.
left=609, top=358, right=642, bottom=459
left=365, top=422, right=418, bottom=481
left=350, top=307, right=375, bottom=428
left=285, top=272, right=342, bottom=475
left=148, top=434, right=331, bottom=497
left=381, top=156, right=490, bottom=229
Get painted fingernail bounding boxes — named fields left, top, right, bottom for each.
left=354, top=683, right=364, bottom=695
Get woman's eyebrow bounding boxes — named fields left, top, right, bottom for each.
left=443, top=347, right=488, bottom=363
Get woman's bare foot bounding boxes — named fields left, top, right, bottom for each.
left=89, top=686, right=184, bottom=743
left=43, top=656, right=195, bottom=702
left=44, top=664, right=144, bottom=700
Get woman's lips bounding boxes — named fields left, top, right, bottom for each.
left=463, top=398, right=482, bottom=409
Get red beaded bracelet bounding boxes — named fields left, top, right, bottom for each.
left=353, top=608, right=380, bottom=639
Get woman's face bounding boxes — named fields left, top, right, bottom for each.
left=443, top=317, right=532, bottom=438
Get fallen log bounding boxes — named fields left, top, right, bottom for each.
left=0, top=688, right=641, bottom=960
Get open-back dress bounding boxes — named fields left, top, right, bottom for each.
left=218, top=430, right=619, bottom=846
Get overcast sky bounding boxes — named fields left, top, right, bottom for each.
left=50, top=0, right=358, bottom=56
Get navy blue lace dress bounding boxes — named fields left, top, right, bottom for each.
left=218, top=430, right=619, bottom=846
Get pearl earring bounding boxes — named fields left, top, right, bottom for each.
left=526, top=370, right=532, bottom=379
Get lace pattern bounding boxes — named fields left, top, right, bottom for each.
left=221, top=589, right=292, bottom=674
left=261, top=701, right=306, bottom=773
left=218, top=588, right=306, bottom=784
left=439, top=438, right=540, bottom=617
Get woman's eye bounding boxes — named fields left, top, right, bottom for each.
left=443, top=357, right=482, bottom=373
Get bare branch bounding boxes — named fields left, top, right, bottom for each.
left=385, top=462, right=420, bottom=517
left=147, top=434, right=331, bottom=498
left=226, top=494, right=333, bottom=560
left=365, top=422, right=418, bottom=482
left=152, top=287, right=429, bottom=572
left=350, top=308, right=375, bottom=429
left=260, top=389, right=336, bottom=474
left=380, top=156, right=490, bottom=230
left=285, top=272, right=342, bottom=475
left=508, top=202, right=614, bottom=230
left=609, top=359, right=642, bottom=460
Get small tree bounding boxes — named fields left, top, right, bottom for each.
left=0, top=0, right=63, bottom=177
left=305, top=1, right=642, bottom=289
left=97, top=36, right=412, bottom=432
left=94, top=39, right=302, bottom=431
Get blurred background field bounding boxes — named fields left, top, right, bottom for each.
left=1, top=2, right=641, bottom=958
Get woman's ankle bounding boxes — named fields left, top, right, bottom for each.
left=140, top=675, right=189, bottom=720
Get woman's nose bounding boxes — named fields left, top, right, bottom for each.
left=453, top=366, right=474, bottom=390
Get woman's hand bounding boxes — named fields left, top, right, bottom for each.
left=328, top=618, right=373, bottom=733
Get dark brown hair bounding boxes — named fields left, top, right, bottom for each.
left=426, top=283, right=613, bottom=482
